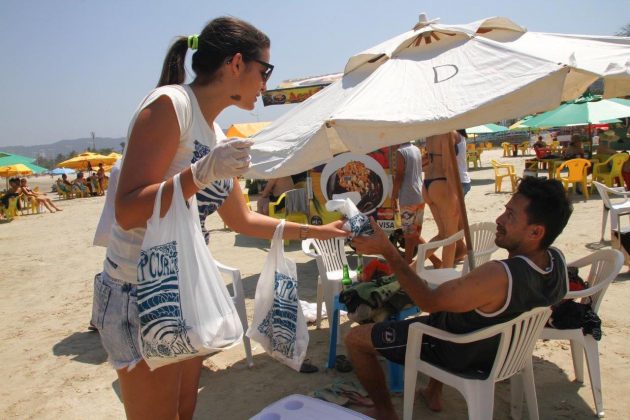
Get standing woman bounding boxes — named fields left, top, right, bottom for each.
left=95, top=17, right=347, bottom=420
left=422, top=131, right=461, bottom=268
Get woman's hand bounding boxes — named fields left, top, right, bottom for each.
left=312, top=219, right=350, bottom=240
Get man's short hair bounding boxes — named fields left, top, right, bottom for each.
left=516, top=177, right=573, bottom=248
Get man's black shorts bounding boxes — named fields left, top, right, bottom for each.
left=371, top=315, right=441, bottom=366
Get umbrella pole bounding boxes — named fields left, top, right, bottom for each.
left=447, top=133, right=475, bottom=272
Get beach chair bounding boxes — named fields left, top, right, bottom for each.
left=269, top=188, right=308, bottom=243
left=302, top=238, right=356, bottom=330
left=591, top=181, right=630, bottom=242
left=491, top=160, right=517, bottom=193
left=591, top=153, right=628, bottom=191
left=2, top=196, right=20, bottom=219
left=415, top=230, right=466, bottom=287
left=501, top=142, right=511, bottom=157
left=518, top=141, right=530, bottom=156
left=215, top=260, right=254, bottom=368
left=555, top=158, right=591, bottom=201
left=403, top=306, right=551, bottom=420
left=539, top=249, right=623, bottom=418
left=465, top=222, right=499, bottom=268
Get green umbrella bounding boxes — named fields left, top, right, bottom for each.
left=523, top=94, right=630, bottom=128
left=466, top=123, right=509, bottom=134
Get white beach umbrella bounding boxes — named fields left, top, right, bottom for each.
left=248, top=14, right=630, bottom=178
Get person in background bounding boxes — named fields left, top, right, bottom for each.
left=97, top=163, right=106, bottom=195
left=454, top=129, right=471, bottom=262
left=19, top=178, right=63, bottom=212
left=391, top=142, right=426, bottom=264
left=422, top=131, right=462, bottom=268
left=346, top=177, right=571, bottom=419
left=255, top=176, right=294, bottom=216
left=93, top=17, right=348, bottom=420
left=563, top=135, right=585, bottom=159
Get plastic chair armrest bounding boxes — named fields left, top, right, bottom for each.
left=301, top=239, right=318, bottom=259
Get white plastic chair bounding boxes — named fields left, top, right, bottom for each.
left=466, top=222, right=499, bottom=267
left=416, top=223, right=499, bottom=288
left=416, top=230, right=465, bottom=287
left=302, top=238, right=356, bottom=329
left=403, top=307, right=552, bottom=420
left=592, top=181, right=630, bottom=242
left=539, top=249, right=623, bottom=418
left=215, top=260, right=254, bottom=368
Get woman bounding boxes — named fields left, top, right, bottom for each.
left=256, top=176, right=294, bottom=215
left=19, top=178, right=63, bottom=212
left=95, top=17, right=347, bottom=419
left=422, top=131, right=461, bottom=268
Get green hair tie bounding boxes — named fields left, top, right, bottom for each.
left=187, top=34, right=199, bottom=50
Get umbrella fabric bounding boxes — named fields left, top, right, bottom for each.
left=0, top=163, right=33, bottom=177
left=466, top=123, right=509, bottom=134
left=58, top=152, right=118, bottom=170
left=247, top=16, right=630, bottom=178
left=522, top=95, right=630, bottom=128
left=225, top=122, right=272, bottom=138
left=48, top=167, right=76, bottom=175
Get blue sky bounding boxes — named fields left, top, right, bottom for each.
left=1, top=0, right=628, bottom=147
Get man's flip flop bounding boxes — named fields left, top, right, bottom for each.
left=309, top=389, right=349, bottom=406
left=335, top=355, right=353, bottom=373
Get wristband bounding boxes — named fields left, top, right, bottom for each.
left=299, top=224, right=310, bottom=240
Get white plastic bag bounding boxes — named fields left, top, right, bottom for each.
left=247, top=220, right=309, bottom=371
left=137, top=173, right=243, bottom=370
left=326, top=198, right=374, bottom=238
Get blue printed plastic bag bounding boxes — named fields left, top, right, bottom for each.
left=247, top=220, right=309, bottom=371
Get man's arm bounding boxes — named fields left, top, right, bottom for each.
left=352, top=218, right=509, bottom=314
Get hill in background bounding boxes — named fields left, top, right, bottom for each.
left=1, top=137, right=126, bottom=159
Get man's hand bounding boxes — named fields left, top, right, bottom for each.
left=351, top=217, right=397, bottom=258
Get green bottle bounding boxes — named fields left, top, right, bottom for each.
left=356, top=254, right=364, bottom=282
left=342, top=264, right=352, bottom=289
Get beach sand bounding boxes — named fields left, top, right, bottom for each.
left=1, top=147, right=629, bottom=419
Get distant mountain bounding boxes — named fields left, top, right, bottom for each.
left=0, top=137, right=127, bottom=159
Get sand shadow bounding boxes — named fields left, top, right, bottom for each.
left=470, top=178, right=495, bottom=187
left=52, top=330, right=108, bottom=365
left=585, top=241, right=610, bottom=250
left=234, top=259, right=320, bottom=301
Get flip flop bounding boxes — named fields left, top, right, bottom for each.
left=331, top=382, right=374, bottom=407
left=335, top=355, right=353, bottom=373
left=332, top=380, right=369, bottom=397
left=309, top=389, right=349, bottom=406
left=299, top=359, right=319, bottom=373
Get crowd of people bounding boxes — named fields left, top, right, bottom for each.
left=54, top=163, right=109, bottom=198
left=0, top=177, right=63, bottom=217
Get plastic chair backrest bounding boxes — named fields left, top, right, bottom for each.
left=311, top=238, right=349, bottom=272
left=608, top=153, right=629, bottom=176
left=557, top=158, right=590, bottom=182
left=592, top=181, right=629, bottom=210
left=464, top=222, right=499, bottom=270
left=491, top=307, right=551, bottom=381
left=567, top=249, right=623, bottom=313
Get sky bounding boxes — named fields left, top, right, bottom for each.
left=1, top=0, right=629, bottom=147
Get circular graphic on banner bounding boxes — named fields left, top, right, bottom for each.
left=320, top=153, right=389, bottom=214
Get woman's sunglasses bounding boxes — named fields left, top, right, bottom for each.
left=250, top=58, right=274, bottom=82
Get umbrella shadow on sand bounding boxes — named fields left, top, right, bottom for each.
left=52, top=330, right=108, bottom=365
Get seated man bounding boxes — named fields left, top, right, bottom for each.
left=72, top=172, right=89, bottom=196
left=563, top=135, right=585, bottom=159
left=347, top=177, right=572, bottom=419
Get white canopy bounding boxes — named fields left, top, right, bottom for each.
left=248, top=15, right=630, bottom=178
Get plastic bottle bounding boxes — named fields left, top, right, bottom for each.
left=356, top=254, right=364, bottom=282
left=342, top=264, right=352, bottom=289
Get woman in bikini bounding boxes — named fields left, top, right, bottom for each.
left=422, top=131, right=461, bottom=268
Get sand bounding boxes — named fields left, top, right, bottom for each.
left=1, top=147, right=629, bottom=419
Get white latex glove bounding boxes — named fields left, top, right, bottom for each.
left=190, top=138, right=254, bottom=188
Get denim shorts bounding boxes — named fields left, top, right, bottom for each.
left=91, top=271, right=142, bottom=370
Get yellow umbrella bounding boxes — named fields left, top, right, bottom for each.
left=58, top=152, right=118, bottom=170
left=0, top=163, right=34, bottom=177
left=107, top=152, right=122, bottom=160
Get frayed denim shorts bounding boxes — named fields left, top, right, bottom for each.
left=91, top=271, right=142, bottom=370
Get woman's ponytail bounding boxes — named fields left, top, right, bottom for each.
left=157, top=37, right=189, bottom=87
